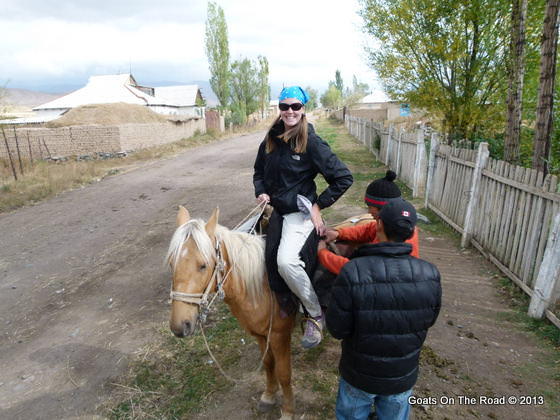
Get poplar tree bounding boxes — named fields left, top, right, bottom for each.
left=257, top=56, right=270, bottom=118
left=205, top=2, right=230, bottom=112
left=334, top=70, right=344, bottom=93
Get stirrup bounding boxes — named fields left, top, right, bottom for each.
left=300, top=316, right=323, bottom=336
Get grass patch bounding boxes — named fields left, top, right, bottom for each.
left=314, top=118, right=385, bottom=221
left=494, top=276, right=560, bottom=415
left=107, top=304, right=258, bottom=419
left=496, top=276, right=560, bottom=346
left=416, top=207, right=462, bottom=243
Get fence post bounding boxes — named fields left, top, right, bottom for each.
left=385, top=124, right=394, bottom=165
left=425, top=132, right=439, bottom=209
left=461, top=142, right=489, bottom=248
left=528, top=210, right=560, bottom=319
left=394, top=129, right=402, bottom=175
left=412, top=128, right=426, bottom=198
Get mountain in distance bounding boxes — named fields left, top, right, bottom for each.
left=3, top=88, right=67, bottom=109
left=4, top=80, right=219, bottom=110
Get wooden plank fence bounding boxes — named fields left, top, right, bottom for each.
left=346, top=115, right=427, bottom=197
left=343, top=114, right=560, bottom=328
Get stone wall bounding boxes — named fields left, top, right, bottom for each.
left=0, top=118, right=206, bottom=160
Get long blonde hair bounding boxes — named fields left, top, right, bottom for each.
left=265, top=115, right=308, bottom=154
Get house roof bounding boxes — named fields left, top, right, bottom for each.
left=33, top=74, right=201, bottom=110
left=152, top=85, right=200, bottom=107
left=361, top=91, right=390, bottom=104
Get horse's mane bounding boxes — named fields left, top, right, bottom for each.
left=166, top=219, right=265, bottom=305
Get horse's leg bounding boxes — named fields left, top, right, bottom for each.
left=271, top=329, right=295, bottom=420
left=255, top=335, right=278, bottom=412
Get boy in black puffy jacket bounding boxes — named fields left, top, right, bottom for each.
left=326, top=199, right=441, bottom=420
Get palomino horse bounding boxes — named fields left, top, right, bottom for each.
left=167, top=206, right=296, bottom=419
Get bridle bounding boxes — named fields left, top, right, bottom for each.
left=169, top=201, right=267, bottom=319
left=167, top=204, right=274, bottom=384
left=169, top=240, right=233, bottom=322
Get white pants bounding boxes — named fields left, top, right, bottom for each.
left=277, top=212, right=322, bottom=317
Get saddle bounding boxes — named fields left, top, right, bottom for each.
left=259, top=206, right=373, bottom=315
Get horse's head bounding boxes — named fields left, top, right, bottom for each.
left=167, top=206, right=220, bottom=338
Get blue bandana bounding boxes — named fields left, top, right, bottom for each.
left=278, top=86, right=309, bottom=105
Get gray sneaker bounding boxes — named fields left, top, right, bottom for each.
left=301, top=316, right=323, bottom=348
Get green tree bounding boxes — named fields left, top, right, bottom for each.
left=205, top=2, right=230, bottom=112
left=230, top=57, right=259, bottom=124
left=359, top=0, right=510, bottom=141
left=305, top=86, right=319, bottom=110
left=344, top=75, right=371, bottom=107
left=257, top=56, right=270, bottom=118
left=320, top=83, right=343, bottom=109
left=334, top=70, right=344, bottom=93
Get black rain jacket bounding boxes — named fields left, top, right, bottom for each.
left=253, top=121, right=353, bottom=215
left=326, top=242, right=441, bottom=395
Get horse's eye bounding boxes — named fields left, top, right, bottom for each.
left=199, top=264, right=207, bottom=271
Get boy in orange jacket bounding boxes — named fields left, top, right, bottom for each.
left=318, top=171, right=419, bottom=275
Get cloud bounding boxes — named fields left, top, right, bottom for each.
left=1, top=0, right=383, bottom=96
left=4, top=0, right=206, bottom=23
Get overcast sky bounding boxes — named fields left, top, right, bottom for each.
left=1, top=0, right=387, bottom=100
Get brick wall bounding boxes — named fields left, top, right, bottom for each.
left=118, top=119, right=206, bottom=151
left=0, top=118, right=207, bottom=160
left=0, top=125, right=120, bottom=160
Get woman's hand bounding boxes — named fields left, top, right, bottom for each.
left=311, top=203, right=324, bottom=236
left=257, top=193, right=270, bottom=205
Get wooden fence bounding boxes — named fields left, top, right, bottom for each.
left=346, top=115, right=428, bottom=197
left=344, top=114, right=560, bottom=328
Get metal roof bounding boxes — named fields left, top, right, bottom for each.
left=33, top=74, right=200, bottom=110
left=361, top=91, right=390, bottom=104
left=152, top=85, right=200, bottom=107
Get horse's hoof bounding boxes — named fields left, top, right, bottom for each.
left=257, top=399, right=275, bottom=412
left=279, top=413, right=294, bottom=420
left=258, top=393, right=276, bottom=412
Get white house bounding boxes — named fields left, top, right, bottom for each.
left=29, top=74, right=205, bottom=123
left=358, top=91, right=391, bottom=109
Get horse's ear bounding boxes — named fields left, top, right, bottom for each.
left=177, top=205, right=190, bottom=227
left=205, top=207, right=219, bottom=237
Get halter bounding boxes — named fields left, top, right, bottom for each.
left=169, top=240, right=234, bottom=322
left=169, top=201, right=266, bottom=315
left=167, top=204, right=274, bottom=385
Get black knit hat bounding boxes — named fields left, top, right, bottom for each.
left=364, top=170, right=401, bottom=208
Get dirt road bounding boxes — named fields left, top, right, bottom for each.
left=0, top=131, right=265, bottom=419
